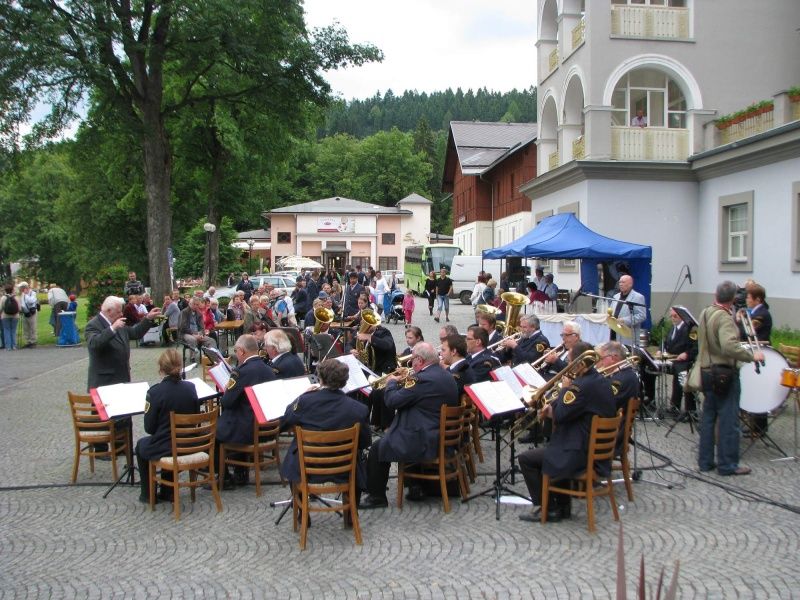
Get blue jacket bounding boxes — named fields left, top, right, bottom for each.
left=217, top=356, right=275, bottom=444
left=136, top=377, right=200, bottom=461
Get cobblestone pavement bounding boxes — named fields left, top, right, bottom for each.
left=1, top=298, right=799, bottom=598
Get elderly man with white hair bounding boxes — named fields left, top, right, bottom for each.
left=263, top=329, right=305, bottom=378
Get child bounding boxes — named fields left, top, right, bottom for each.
left=402, top=289, right=415, bottom=325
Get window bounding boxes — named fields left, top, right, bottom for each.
left=718, top=191, right=753, bottom=272
left=611, top=69, right=686, bottom=128
left=381, top=233, right=396, bottom=245
left=277, top=232, right=291, bottom=244
left=378, top=256, right=398, bottom=271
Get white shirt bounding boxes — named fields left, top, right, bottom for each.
left=449, top=358, right=466, bottom=371
left=48, top=287, right=69, bottom=305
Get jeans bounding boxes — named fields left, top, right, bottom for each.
left=436, top=294, right=449, bottom=313
left=2, top=317, right=18, bottom=350
left=698, top=375, right=741, bottom=474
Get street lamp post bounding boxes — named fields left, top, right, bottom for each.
left=247, top=238, right=255, bottom=276
left=203, top=222, right=216, bottom=287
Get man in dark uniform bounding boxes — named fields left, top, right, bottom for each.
left=359, top=343, right=460, bottom=509
left=477, top=312, right=503, bottom=351
left=440, top=334, right=473, bottom=397
left=501, top=315, right=550, bottom=366
left=263, top=329, right=306, bottom=378
left=279, top=360, right=371, bottom=486
left=353, top=313, right=398, bottom=429
left=215, top=334, right=275, bottom=487
left=664, top=308, right=698, bottom=416
left=135, top=349, right=200, bottom=502
left=517, top=342, right=615, bottom=523
left=597, top=341, right=640, bottom=454
left=464, top=326, right=501, bottom=384
left=736, top=282, right=772, bottom=435
left=342, top=272, right=365, bottom=320
left=541, top=320, right=581, bottom=378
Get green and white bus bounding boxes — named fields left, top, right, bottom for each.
left=403, top=244, right=462, bottom=294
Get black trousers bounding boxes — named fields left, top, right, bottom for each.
left=670, top=361, right=696, bottom=411
left=365, top=441, right=392, bottom=498
left=517, top=447, right=570, bottom=508
left=135, top=448, right=173, bottom=499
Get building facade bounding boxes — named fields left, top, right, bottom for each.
left=264, top=195, right=431, bottom=274
left=524, top=0, right=800, bottom=326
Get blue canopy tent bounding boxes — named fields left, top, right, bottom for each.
left=482, top=213, right=653, bottom=328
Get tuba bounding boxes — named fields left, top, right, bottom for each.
left=500, top=291, right=530, bottom=337
left=356, top=308, right=381, bottom=368
left=313, top=307, right=334, bottom=334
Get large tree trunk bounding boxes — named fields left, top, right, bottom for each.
left=203, top=122, right=224, bottom=287
left=141, top=106, right=174, bottom=301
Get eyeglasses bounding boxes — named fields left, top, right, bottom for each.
left=560, top=332, right=577, bottom=338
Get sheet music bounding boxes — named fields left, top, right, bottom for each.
left=202, top=346, right=226, bottom=365
left=208, top=361, right=232, bottom=391
left=491, top=366, right=524, bottom=398
left=91, top=382, right=150, bottom=419
left=512, top=362, right=547, bottom=388
left=465, top=380, right=525, bottom=419
left=246, top=376, right=315, bottom=423
left=184, top=377, right=218, bottom=400
left=334, top=354, right=371, bottom=394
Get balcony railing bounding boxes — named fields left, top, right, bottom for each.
left=548, top=48, right=559, bottom=73
left=611, top=127, right=689, bottom=161
left=572, top=136, right=585, bottom=160
left=548, top=150, right=560, bottom=170
left=572, top=18, right=585, bottom=50
left=793, top=99, right=800, bottom=121
left=611, top=5, right=689, bottom=39
left=719, top=110, right=774, bottom=145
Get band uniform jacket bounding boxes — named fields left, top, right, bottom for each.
left=665, top=321, right=698, bottom=371
left=487, top=330, right=503, bottom=352
left=738, top=303, right=772, bottom=343
left=466, top=349, right=501, bottom=384
left=368, top=326, right=397, bottom=375
left=270, top=352, right=306, bottom=379
left=448, top=359, right=473, bottom=398
left=609, top=366, right=640, bottom=456
left=543, top=367, right=616, bottom=479
left=86, top=313, right=155, bottom=390
left=217, top=356, right=275, bottom=444
left=136, top=377, right=200, bottom=461
left=511, top=330, right=550, bottom=366
left=377, top=364, right=459, bottom=463
left=279, top=388, right=371, bottom=485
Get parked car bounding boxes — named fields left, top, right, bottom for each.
left=215, top=275, right=296, bottom=300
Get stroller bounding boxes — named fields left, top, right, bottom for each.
left=386, top=289, right=406, bottom=324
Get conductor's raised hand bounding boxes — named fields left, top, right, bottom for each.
left=111, top=318, right=127, bottom=331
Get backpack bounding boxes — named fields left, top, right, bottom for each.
left=3, top=295, right=19, bottom=316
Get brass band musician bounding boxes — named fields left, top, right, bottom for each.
left=596, top=341, right=640, bottom=454
left=465, top=326, right=501, bottom=383
left=477, top=312, right=503, bottom=350
left=500, top=315, right=550, bottom=366
left=517, top=342, right=615, bottom=523
left=542, top=320, right=581, bottom=376
left=263, top=329, right=306, bottom=379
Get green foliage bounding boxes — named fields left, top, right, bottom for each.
left=771, top=326, right=800, bottom=348
left=715, top=99, right=774, bottom=127
left=648, top=316, right=670, bottom=347
left=85, top=265, right=130, bottom=319
left=173, top=218, right=242, bottom=281
left=788, top=85, right=800, bottom=97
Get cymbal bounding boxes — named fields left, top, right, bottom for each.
left=606, top=316, right=632, bottom=339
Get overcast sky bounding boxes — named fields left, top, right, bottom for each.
left=303, top=0, right=538, bottom=101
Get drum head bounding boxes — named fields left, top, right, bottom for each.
left=739, top=345, right=789, bottom=414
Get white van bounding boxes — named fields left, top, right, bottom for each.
left=449, top=256, right=504, bottom=304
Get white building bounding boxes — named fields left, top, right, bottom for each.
left=525, top=0, right=800, bottom=326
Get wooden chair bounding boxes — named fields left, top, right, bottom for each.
left=779, top=344, right=800, bottom=368
left=459, top=396, right=478, bottom=485
left=541, top=412, right=623, bottom=532
left=291, top=424, right=362, bottom=550
left=148, top=409, right=223, bottom=520
left=67, top=392, right=131, bottom=483
left=397, top=404, right=469, bottom=513
left=611, top=398, right=641, bottom=502
left=219, top=418, right=283, bottom=496
left=461, top=393, right=484, bottom=465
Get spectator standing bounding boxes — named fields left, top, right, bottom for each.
left=541, top=274, right=559, bottom=301
left=423, top=270, right=437, bottom=317
left=236, top=272, right=254, bottom=302
left=47, top=283, right=70, bottom=337
left=434, top=268, right=453, bottom=323
left=402, top=289, right=415, bottom=325
left=19, top=282, right=39, bottom=348
left=373, top=271, right=388, bottom=315
left=1, top=283, right=21, bottom=350
left=631, top=109, right=648, bottom=128
left=124, top=271, right=144, bottom=297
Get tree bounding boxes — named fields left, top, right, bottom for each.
left=0, top=1, right=381, bottom=299
left=173, top=217, right=241, bottom=281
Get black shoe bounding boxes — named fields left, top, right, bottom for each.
left=139, top=494, right=158, bottom=504
left=434, top=317, right=440, bottom=322
left=157, top=488, right=174, bottom=502
left=545, top=507, right=562, bottom=523
left=358, top=494, right=388, bottom=509
left=518, top=506, right=542, bottom=522
left=405, top=485, right=425, bottom=502
left=558, top=504, right=572, bottom=520
left=233, top=470, right=249, bottom=487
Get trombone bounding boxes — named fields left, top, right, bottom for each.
left=597, top=355, right=640, bottom=376
left=528, top=344, right=564, bottom=371
left=738, top=308, right=765, bottom=373
left=500, top=350, right=599, bottom=448
left=486, top=331, right=523, bottom=352
left=368, top=367, right=416, bottom=389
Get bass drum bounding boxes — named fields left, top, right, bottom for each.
left=739, top=345, right=789, bottom=414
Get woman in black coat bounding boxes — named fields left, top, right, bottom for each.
left=135, top=349, right=200, bottom=502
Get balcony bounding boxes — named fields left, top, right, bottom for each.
left=548, top=150, right=560, bottom=171
left=611, top=126, right=689, bottom=161
left=572, top=136, right=585, bottom=160
left=548, top=48, right=559, bottom=73
left=571, top=18, right=585, bottom=50
left=718, top=109, right=774, bottom=146
left=611, top=5, right=689, bottom=40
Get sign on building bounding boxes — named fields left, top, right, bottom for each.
left=317, top=216, right=355, bottom=233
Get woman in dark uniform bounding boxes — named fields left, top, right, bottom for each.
left=135, top=349, right=200, bottom=502
left=424, top=271, right=437, bottom=316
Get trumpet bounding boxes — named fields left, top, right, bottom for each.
left=368, top=367, right=416, bottom=389
left=486, top=331, right=522, bottom=351
left=396, top=353, right=414, bottom=366
left=501, top=350, right=599, bottom=448
left=529, top=344, right=564, bottom=371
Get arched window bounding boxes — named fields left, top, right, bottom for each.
left=611, top=68, right=687, bottom=128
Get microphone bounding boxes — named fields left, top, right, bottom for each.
left=686, top=266, right=693, bottom=284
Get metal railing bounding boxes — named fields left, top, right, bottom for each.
left=611, top=126, right=689, bottom=161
